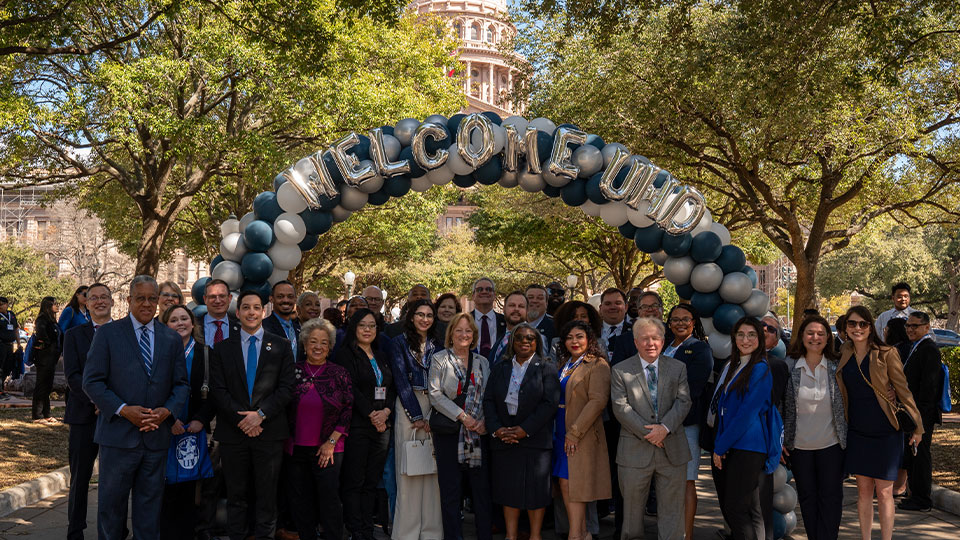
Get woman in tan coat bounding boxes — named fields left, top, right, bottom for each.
left=552, top=320, right=611, bottom=540
left=836, top=306, right=922, bottom=540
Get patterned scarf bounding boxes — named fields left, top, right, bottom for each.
left=453, top=352, right=485, bottom=468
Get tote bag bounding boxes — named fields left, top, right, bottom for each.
left=401, top=434, right=437, bottom=476
left=165, top=432, right=214, bottom=484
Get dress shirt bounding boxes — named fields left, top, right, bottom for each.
left=117, top=314, right=155, bottom=415
left=529, top=313, right=546, bottom=330
left=204, top=314, right=231, bottom=345
left=793, top=357, right=839, bottom=450
left=874, top=306, right=918, bottom=335
left=240, top=327, right=265, bottom=374
left=602, top=320, right=626, bottom=346
left=639, top=356, right=667, bottom=429
left=474, top=308, right=498, bottom=349
left=505, top=357, right=532, bottom=415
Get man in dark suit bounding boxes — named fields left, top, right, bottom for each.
left=612, top=291, right=667, bottom=366
left=472, top=277, right=505, bottom=357
left=261, top=280, right=301, bottom=357
left=63, top=282, right=114, bottom=540
left=83, top=275, right=189, bottom=540
left=525, top=284, right=556, bottom=345
left=203, top=278, right=239, bottom=346
left=210, top=290, right=295, bottom=540
left=0, top=296, right=22, bottom=399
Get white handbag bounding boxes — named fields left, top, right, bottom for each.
left=401, top=432, right=437, bottom=476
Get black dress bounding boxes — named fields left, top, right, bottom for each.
left=843, top=356, right=902, bottom=481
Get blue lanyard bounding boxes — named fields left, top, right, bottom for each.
left=369, top=356, right=383, bottom=386
left=561, top=354, right=585, bottom=380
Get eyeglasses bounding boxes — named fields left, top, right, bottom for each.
left=639, top=303, right=662, bottom=310
left=364, top=296, right=382, bottom=304
left=514, top=334, right=537, bottom=342
left=905, top=323, right=926, bottom=329
left=735, top=332, right=759, bottom=340
left=845, top=320, right=870, bottom=329
left=88, top=294, right=111, bottom=302
left=133, top=295, right=159, bottom=304
left=474, top=286, right=494, bottom=293
left=668, top=317, right=692, bottom=324
left=413, top=312, right=435, bottom=319
left=160, top=292, right=181, bottom=299
left=357, top=323, right=377, bottom=330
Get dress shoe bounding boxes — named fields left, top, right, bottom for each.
left=898, top=499, right=932, bottom=512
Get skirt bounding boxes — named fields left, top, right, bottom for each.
left=491, top=446, right=553, bottom=509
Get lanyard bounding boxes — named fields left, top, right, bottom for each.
left=905, top=336, right=930, bottom=366
left=0, top=311, right=9, bottom=323
left=185, top=338, right=196, bottom=359
left=560, top=354, right=586, bottom=380
left=369, top=356, right=383, bottom=386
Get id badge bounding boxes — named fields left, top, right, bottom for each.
left=375, top=386, right=387, bottom=400
left=504, top=389, right=519, bottom=408
left=5, top=324, right=11, bottom=331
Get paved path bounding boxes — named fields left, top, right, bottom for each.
left=3, top=456, right=959, bottom=539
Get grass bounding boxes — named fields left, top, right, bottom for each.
left=0, top=407, right=69, bottom=491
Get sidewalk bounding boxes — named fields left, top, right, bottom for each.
left=3, top=455, right=960, bottom=539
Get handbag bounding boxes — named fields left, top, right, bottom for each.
left=429, top=352, right=473, bottom=435
left=853, top=355, right=917, bottom=433
left=165, top=431, right=215, bottom=484
left=401, top=432, right=437, bottom=476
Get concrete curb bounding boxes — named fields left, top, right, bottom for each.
left=0, top=461, right=97, bottom=518
left=932, top=484, right=960, bottom=516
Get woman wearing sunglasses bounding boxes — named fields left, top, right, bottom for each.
left=837, top=306, right=922, bottom=540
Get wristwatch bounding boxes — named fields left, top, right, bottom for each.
left=256, top=409, right=266, bottom=421
left=328, top=437, right=337, bottom=444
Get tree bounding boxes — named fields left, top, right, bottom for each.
left=516, top=0, right=960, bottom=332
left=2, top=0, right=463, bottom=274
left=0, top=241, right=77, bottom=320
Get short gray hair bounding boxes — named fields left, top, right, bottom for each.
left=473, top=277, right=495, bottom=292
left=297, top=291, right=320, bottom=306
left=632, top=316, right=665, bottom=339
left=300, top=317, right=337, bottom=346
left=129, top=275, right=159, bottom=296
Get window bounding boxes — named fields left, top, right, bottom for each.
left=470, top=23, right=480, bottom=41
left=456, top=217, right=463, bottom=226
left=454, top=21, right=462, bottom=39
left=446, top=217, right=454, bottom=228
left=486, top=26, right=495, bottom=43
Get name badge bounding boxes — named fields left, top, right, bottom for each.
left=375, top=386, right=387, bottom=400
left=5, top=324, right=12, bottom=331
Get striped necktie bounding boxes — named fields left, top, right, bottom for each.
left=139, top=325, right=153, bottom=377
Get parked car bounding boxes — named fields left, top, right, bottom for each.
left=932, top=329, right=960, bottom=348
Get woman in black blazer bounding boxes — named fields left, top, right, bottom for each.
left=31, top=296, right=61, bottom=423
left=484, top=322, right=560, bottom=540
left=333, top=308, right=396, bottom=540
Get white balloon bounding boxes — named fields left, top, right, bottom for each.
left=692, top=208, right=713, bottom=236
left=339, top=185, right=368, bottom=211
left=331, top=205, right=352, bottom=223
left=690, top=263, right=724, bottom=293
left=661, top=193, right=695, bottom=223
left=239, top=211, right=256, bottom=233
left=580, top=200, right=602, bottom=217
left=498, top=170, right=519, bottom=188
left=518, top=171, right=546, bottom=192
left=220, top=232, right=247, bottom=262
left=212, top=260, right=243, bottom=290
left=529, top=117, right=557, bottom=135
left=708, top=332, right=732, bottom=359
left=710, top=222, right=732, bottom=245
left=542, top=168, right=572, bottom=187
left=502, top=115, right=528, bottom=133
left=410, top=175, right=433, bottom=192
left=627, top=201, right=655, bottom=228
left=427, top=163, right=454, bottom=186
left=268, top=243, right=302, bottom=271
left=600, top=201, right=629, bottom=227
left=356, top=174, right=385, bottom=194
left=267, top=268, right=290, bottom=286
left=228, top=291, right=239, bottom=316
left=276, top=181, right=308, bottom=214
left=663, top=256, right=695, bottom=285
left=650, top=250, right=669, bottom=266
left=701, top=317, right=716, bottom=335
left=220, top=218, right=240, bottom=238
left=186, top=300, right=197, bottom=310
left=446, top=144, right=476, bottom=175
left=273, top=212, right=307, bottom=245
left=492, top=124, right=506, bottom=154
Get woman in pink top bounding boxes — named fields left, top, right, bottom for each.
left=286, top=318, right=353, bottom=540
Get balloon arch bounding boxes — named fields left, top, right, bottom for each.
left=193, top=112, right=772, bottom=359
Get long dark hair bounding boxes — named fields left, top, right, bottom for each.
left=786, top=315, right=838, bottom=361
left=67, top=285, right=88, bottom=313
left=666, top=303, right=705, bottom=341
left=724, top=317, right=767, bottom=397
left=37, top=296, right=57, bottom=323
left=884, top=318, right=909, bottom=347
left=844, top=305, right=886, bottom=349
left=553, top=301, right=602, bottom=339
left=558, top=320, right=603, bottom=363
left=403, top=299, right=438, bottom=351
left=344, top=308, right=381, bottom=356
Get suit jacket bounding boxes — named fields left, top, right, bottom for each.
left=333, top=342, right=396, bottom=428
left=473, top=310, right=506, bottom=354
left=611, top=354, right=692, bottom=468
left=32, top=312, right=62, bottom=364
left=182, top=343, right=217, bottom=427
left=63, top=322, right=97, bottom=424
left=483, top=354, right=560, bottom=450
left=900, top=337, right=942, bottom=425
left=82, top=316, right=189, bottom=450
left=534, top=315, right=556, bottom=346
left=836, top=341, right=923, bottom=437
left=209, top=329, right=296, bottom=443
left=262, top=312, right=302, bottom=361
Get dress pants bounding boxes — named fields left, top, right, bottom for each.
left=904, top=419, right=935, bottom=507
left=604, top=418, right=625, bottom=535
left=67, top=422, right=98, bottom=540
left=712, top=449, right=766, bottom=540
left=758, top=471, right=773, bottom=540
left=220, top=439, right=284, bottom=540
left=196, top=438, right=225, bottom=537
left=160, top=480, right=198, bottom=539
left=434, top=432, right=492, bottom=540
left=288, top=446, right=344, bottom=540
left=31, top=357, right=56, bottom=419
left=791, top=444, right=844, bottom=540
left=97, top=443, right=167, bottom=540
left=618, top=450, right=686, bottom=540
left=0, top=342, right=16, bottom=383
left=393, top=394, right=443, bottom=539
left=340, top=425, right=390, bottom=538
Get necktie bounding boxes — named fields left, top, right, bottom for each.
left=279, top=317, right=296, bottom=354
left=93, top=324, right=100, bottom=332
left=214, top=320, right=224, bottom=344
left=139, top=325, right=153, bottom=377
left=246, top=335, right=258, bottom=400
left=480, top=315, right=491, bottom=356
left=608, top=325, right=618, bottom=353
left=646, top=364, right=658, bottom=416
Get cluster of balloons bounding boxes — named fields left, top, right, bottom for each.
left=771, top=464, right=799, bottom=538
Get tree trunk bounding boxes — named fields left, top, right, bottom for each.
left=790, top=257, right=818, bottom=336
left=946, top=259, right=960, bottom=332
left=135, top=214, right=172, bottom=277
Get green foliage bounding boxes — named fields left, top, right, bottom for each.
left=942, top=346, right=960, bottom=406
left=0, top=241, right=77, bottom=320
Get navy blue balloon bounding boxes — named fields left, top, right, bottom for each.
left=634, top=225, right=664, bottom=254
left=321, top=151, right=345, bottom=185
left=192, top=304, right=208, bottom=318
left=716, top=245, right=747, bottom=274
left=240, top=280, right=272, bottom=304
left=191, top=276, right=211, bottom=305
left=691, top=291, right=723, bottom=318
left=272, top=175, right=287, bottom=191
left=380, top=125, right=395, bottom=136
left=586, top=134, right=605, bottom=150
left=560, top=178, right=588, bottom=206
left=315, top=191, right=341, bottom=211
left=446, top=114, right=465, bottom=136
left=474, top=156, right=502, bottom=185
left=675, top=283, right=696, bottom=300
left=654, top=170, right=670, bottom=188
left=618, top=222, right=638, bottom=239
left=585, top=173, right=610, bottom=205
left=209, top=255, right=224, bottom=275
left=253, top=191, right=283, bottom=223
left=556, top=123, right=580, bottom=131
left=241, top=252, right=273, bottom=283
left=742, top=266, right=758, bottom=287
left=534, top=131, right=553, bottom=165
left=661, top=232, right=693, bottom=257
left=453, top=174, right=477, bottom=188
left=243, top=220, right=275, bottom=252
left=384, top=176, right=412, bottom=197
left=714, top=303, right=746, bottom=334
left=298, top=233, right=319, bottom=252
left=773, top=512, right=786, bottom=540
left=398, top=147, right=426, bottom=178
left=543, top=184, right=562, bottom=198
left=481, top=111, right=502, bottom=125
left=690, top=231, right=723, bottom=263
left=425, top=125, right=450, bottom=154
left=367, top=189, right=390, bottom=205
left=349, top=134, right=371, bottom=162
left=300, top=209, right=333, bottom=235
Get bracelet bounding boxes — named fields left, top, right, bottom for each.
left=327, top=438, right=336, bottom=444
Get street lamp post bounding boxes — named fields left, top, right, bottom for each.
left=566, top=274, right=578, bottom=300
left=779, top=264, right=794, bottom=328
left=343, top=271, right=356, bottom=300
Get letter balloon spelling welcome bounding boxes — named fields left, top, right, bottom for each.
left=196, top=112, right=770, bottom=357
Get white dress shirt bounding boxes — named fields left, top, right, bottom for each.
left=474, top=308, right=498, bottom=349
left=874, top=306, right=918, bottom=335
left=793, top=357, right=839, bottom=450
left=505, top=357, right=533, bottom=415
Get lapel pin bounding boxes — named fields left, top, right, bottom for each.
left=265, top=343, right=272, bottom=351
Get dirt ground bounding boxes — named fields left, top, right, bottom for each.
left=0, top=407, right=69, bottom=491
left=932, top=422, right=960, bottom=492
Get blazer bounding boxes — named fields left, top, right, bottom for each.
left=32, top=312, right=61, bottom=364
left=666, top=338, right=714, bottom=426
left=390, top=333, right=442, bottom=422
left=714, top=359, right=774, bottom=456
left=62, top=322, right=97, bottom=424
left=611, top=354, right=692, bottom=468
left=0, top=309, right=18, bottom=343
left=483, top=354, right=560, bottom=450
left=837, top=341, right=923, bottom=436
left=262, top=313, right=302, bottom=359
left=58, top=306, right=89, bottom=334
left=534, top=315, right=556, bottom=346
left=562, top=353, right=611, bottom=503
left=602, top=318, right=632, bottom=364
left=473, top=310, right=506, bottom=353
left=209, top=329, right=296, bottom=443
left=333, top=342, right=396, bottom=428
left=901, top=337, right=943, bottom=425
left=428, top=348, right=490, bottom=422
left=782, top=356, right=847, bottom=450
left=82, top=316, right=189, bottom=450
left=181, top=342, right=217, bottom=427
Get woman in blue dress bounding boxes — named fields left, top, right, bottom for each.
left=837, top=306, right=922, bottom=540
left=58, top=285, right=90, bottom=333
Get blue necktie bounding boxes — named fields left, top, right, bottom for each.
left=139, top=325, right=153, bottom=377
left=278, top=317, right=296, bottom=354
left=246, top=336, right=258, bottom=400
left=646, top=365, right=658, bottom=416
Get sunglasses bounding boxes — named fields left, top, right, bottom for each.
left=763, top=324, right=779, bottom=334
left=547, top=288, right=565, bottom=295
left=845, top=320, right=871, bottom=329
left=514, top=334, right=537, bottom=342
left=474, top=286, right=494, bottom=293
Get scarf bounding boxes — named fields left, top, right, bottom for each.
left=452, top=351, right=485, bottom=468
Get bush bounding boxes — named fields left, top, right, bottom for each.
left=942, top=346, right=960, bottom=406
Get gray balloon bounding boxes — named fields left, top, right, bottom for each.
left=518, top=171, right=546, bottom=192
left=784, top=510, right=797, bottom=534
left=601, top=143, right=629, bottom=168
left=708, top=332, right=732, bottom=359
left=338, top=185, right=368, bottom=211
left=773, top=465, right=787, bottom=492
left=718, top=272, right=753, bottom=304
left=772, top=484, right=797, bottom=514
left=528, top=117, right=556, bottom=134
left=741, top=289, right=771, bottom=317
left=356, top=171, right=384, bottom=194
left=394, top=118, right=420, bottom=147
left=542, top=167, right=572, bottom=187
left=573, top=144, right=604, bottom=178
left=650, top=250, right=669, bottom=266
left=211, top=260, right=243, bottom=290
left=663, top=256, right=695, bottom=285
left=690, top=263, right=724, bottom=293
left=425, top=114, right=447, bottom=125
left=382, top=134, right=402, bottom=161
left=499, top=170, right=519, bottom=188
left=331, top=205, right=352, bottom=223
left=701, top=317, right=715, bottom=335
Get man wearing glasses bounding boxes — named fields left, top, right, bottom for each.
left=545, top=281, right=566, bottom=316
left=472, top=277, right=505, bottom=357
left=203, top=279, right=240, bottom=346
left=612, top=291, right=667, bottom=366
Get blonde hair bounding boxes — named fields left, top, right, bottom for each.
left=444, top=312, right=479, bottom=349
left=632, top=316, right=665, bottom=339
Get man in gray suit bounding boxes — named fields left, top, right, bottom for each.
left=611, top=317, right=692, bottom=540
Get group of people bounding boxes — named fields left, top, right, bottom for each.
left=2, top=272, right=947, bottom=540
